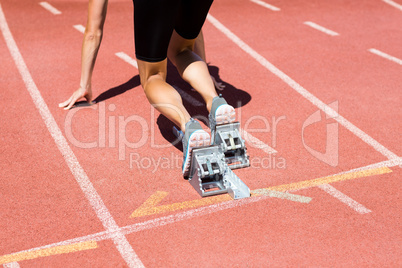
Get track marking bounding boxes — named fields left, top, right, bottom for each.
left=115, top=52, right=138, bottom=69
left=130, top=190, right=311, bottom=218
left=252, top=189, right=311, bottom=202
left=73, top=24, right=85, bottom=34
left=131, top=166, right=390, bottom=218
left=317, top=158, right=401, bottom=213
left=121, top=166, right=391, bottom=232
left=368, top=48, right=402, bottom=65
left=0, top=242, right=97, bottom=265
left=0, top=5, right=144, bottom=267
left=269, top=166, right=391, bottom=192
left=318, top=184, right=371, bottom=214
left=383, top=0, right=402, bottom=11
left=131, top=191, right=231, bottom=218
left=240, top=128, right=277, bottom=154
left=2, top=160, right=397, bottom=260
left=207, top=14, right=398, bottom=161
left=173, top=85, right=204, bottom=107
left=336, top=158, right=401, bottom=174
left=3, top=263, right=20, bottom=268
left=39, top=2, right=61, bottom=15
left=303, top=21, right=339, bottom=36
left=250, top=0, right=280, bottom=11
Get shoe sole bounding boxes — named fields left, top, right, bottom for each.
left=215, top=104, right=236, bottom=125
left=182, top=130, right=211, bottom=176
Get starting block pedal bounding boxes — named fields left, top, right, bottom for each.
left=188, top=145, right=250, bottom=199
left=213, top=122, right=250, bottom=170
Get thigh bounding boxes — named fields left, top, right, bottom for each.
left=133, top=0, right=180, bottom=62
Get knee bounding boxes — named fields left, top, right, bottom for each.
left=137, top=59, right=168, bottom=89
left=140, top=73, right=165, bottom=92
left=169, top=47, right=193, bottom=62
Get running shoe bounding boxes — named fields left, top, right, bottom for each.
left=208, top=95, right=236, bottom=143
left=182, top=118, right=211, bottom=177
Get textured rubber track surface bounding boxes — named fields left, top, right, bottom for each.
left=0, top=0, right=401, bottom=267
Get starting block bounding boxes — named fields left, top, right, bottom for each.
left=188, top=145, right=250, bottom=199
left=213, top=122, right=250, bottom=170
left=173, top=126, right=250, bottom=199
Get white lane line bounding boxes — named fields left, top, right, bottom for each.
left=303, top=21, right=339, bottom=36
left=253, top=189, right=311, bottom=203
left=317, top=158, right=402, bottom=213
left=318, top=184, right=372, bottom=214
left=240, top=129, right=277, bottom=154
left=0, top=5, right=143, bottom=268
left=207, top=14, right=398, bottom=161
left=3, top=263, right=20, bottom=268
left=172, top=85, right=204, bottom=107
left=73, top=24, right=85, bottom=34
left=115, top=52, right=138, bottom=69
left=39, top=2, right=61, bottom=15
left=383, top=0, right=402, bottom=11
left=250, top=0, right=280, bottom=11
left=369, top=48, right=402, bottom=65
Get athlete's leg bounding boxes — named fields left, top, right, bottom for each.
left=137, top=58, right=210, bottom=176
left=133, top=0, right=210, bottom=177
left=137, top=58, right=191, bottom=132
left=194, top=31, right=206, bottom=62
left=167, top=31, right=218, bottom=113
left=193, top=30, right=226, bottom=91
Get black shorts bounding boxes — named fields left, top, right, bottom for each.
left=133, top=0, right=213, bottom=62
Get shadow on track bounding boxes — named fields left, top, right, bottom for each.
left=70, top=75, right=141, bottom=108
left=158, top=62, right=252, bottom=151
left=93, top=75, right=141, bottom=104
left=71, top=63, right=252, bottom=153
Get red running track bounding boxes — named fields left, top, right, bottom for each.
left=0, top=0, right=401, bottom=267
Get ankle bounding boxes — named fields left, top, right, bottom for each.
left=206, top=95, right=218, bottom=113
left=181, top=122, right=187, bottom=134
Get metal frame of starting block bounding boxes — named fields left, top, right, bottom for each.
left=173, top=125, right=250, bottom=199
left=213, top=122, right=250, bottom=170
left=188, top=145, right=250, bottom=199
